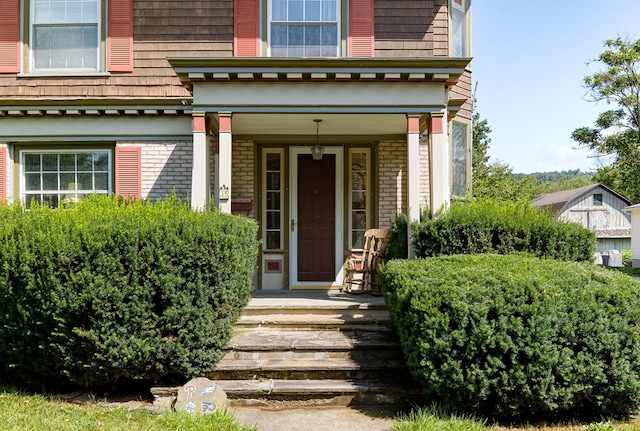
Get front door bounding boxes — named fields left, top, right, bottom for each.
left=290, top=147, right=343, bottom=288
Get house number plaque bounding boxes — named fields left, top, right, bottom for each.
left=219, top=185, right=229, bottom=200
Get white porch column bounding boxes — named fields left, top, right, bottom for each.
left=217, top=112, right=233, bottom=213
left=407, top=114, right=421, bottom=259
left=406, top=115, right=421, bottom=223
left=429, top=112, right=450, bottom=216
left=191, top=112, right=210, bottom=210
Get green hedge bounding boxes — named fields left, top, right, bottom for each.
left=381, top=255, right=640, bottom=420
left=0, top=195, right=258, bottom=389
left=412, top=199, right=596, bottom=262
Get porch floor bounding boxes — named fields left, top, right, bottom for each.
left=248, top=289, right=387, bottom=309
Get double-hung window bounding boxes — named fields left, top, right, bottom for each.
left=269, top=0, right=339, bottom=57
left=22, top=149, right=111, bottom=208
left=31, top=0, right=100, bottom=71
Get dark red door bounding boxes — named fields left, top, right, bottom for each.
left=297, top=154, right=335, bottom=282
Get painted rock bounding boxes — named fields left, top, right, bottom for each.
left=174, top=377, right=228, bottom=414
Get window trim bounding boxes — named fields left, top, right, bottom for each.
left=449, top=0, right=471, bottom=58
left=23, top=0, right=108, bottom=75
left=348, top=147, right=370, bottom=251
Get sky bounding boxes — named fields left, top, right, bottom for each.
left=472, top=1, right=640, bottom=174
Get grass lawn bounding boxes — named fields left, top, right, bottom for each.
left=394, top=406, right=640, bottom=431
left=0, top=388, right=256, bottom=431
left=4, top=389, right=640, bottom=431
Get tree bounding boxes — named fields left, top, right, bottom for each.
left=472, top=111, right=537, bottom=202
left=571, top=37, right=640, bottom=203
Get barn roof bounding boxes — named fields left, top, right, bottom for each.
left=531, top=183, right=631, bottom=215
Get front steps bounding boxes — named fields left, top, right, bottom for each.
left=151, top=291, right=421, bottom=409
left=208, top=291, right=420, bottom=408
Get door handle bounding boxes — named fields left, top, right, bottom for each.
left=291, top=218, right=296, bottom=232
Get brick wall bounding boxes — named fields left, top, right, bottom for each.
left=377, top=140, right=407, bottom=228
left=231, top=140, right=255, bottom=218
left=117, top=141, right=192, bottom=201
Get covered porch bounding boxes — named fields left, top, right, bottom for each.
left=169, top=57, right=470, bottom=290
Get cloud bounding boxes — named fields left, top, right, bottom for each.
left=533, top=143, right=603, bottom=173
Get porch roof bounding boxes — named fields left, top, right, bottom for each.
left=167, top=57, right=472, bottom=89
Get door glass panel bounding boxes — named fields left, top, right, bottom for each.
left=264, top=151, right=282, bottom=251
left=349, top=150, right=369, bottom=250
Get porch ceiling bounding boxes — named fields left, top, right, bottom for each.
left=229, top=113, right=408, bottom=136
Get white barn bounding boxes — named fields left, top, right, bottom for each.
left=532, top=184, right=632, bottom=253
left=624, top=203, right=640, bottom=268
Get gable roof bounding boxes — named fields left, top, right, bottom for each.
left=531, top=183, right=631, bottom=215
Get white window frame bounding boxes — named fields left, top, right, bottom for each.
left=20, top=149, right=112, bottom=208
left=267, top=0, right=341, bottom=58
left=29, top=0, right=102, bottom=73
left=262, top=148, right=285, bottom=251
left=348, top=148, right=370, bottom=250
left=450, top=0, right=471, bottom=58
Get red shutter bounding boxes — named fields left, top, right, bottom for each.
left=0, top=148, right=6, bottom=201
left=108, top=0, right=134, bottom=72
left=234, top=0, right=259, bottom=57
left=0, top=0, right=20, bottom=73
left=115, top=146, right=141, bottom=199
left=349, top=0, right=374, bottom=57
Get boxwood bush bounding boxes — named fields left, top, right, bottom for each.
left=0, top=195, right=258, bottom=389
left=381, top=254, right=640, bottom=420
left=412, top=199, right=596, bottom=262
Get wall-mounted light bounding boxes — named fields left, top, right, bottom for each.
left=311, top=119, right=324, bottom=161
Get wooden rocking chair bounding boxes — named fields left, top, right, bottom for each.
left=342, top=228, right=389, bottom=295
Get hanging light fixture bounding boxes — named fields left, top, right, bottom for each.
left=311, top=119, right=324, bottom=161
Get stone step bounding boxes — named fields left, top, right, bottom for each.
left=151, top=378, right=422, bottom=409
left=235, top=314, right=392, bottom=331
left=227, top=329, right=400, bottom=351
left=207, top=357, right=409, bottom=380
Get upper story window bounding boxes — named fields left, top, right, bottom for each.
left=269, top=0, right=340, bottom=57
left=593, top=193, right=603, bottom=206
left=450, top=0, right=470, bottom=57
left=31, top=0, right=101, bottom=71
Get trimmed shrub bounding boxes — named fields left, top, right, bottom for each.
left=381, top=254, right=640, bottom=420
left=412, top=199, right=596, bottom=262
left=386, top=212, right=409, bottom=260
left=0, top=195, right=258, bottom=389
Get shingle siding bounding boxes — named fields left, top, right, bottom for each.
left=0, top=0, right=234, bottom=99
left=374, top=0, right=449, bottom=57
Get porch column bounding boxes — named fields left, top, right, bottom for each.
left=407, top=114, right=421, bottom=259
left=429, top=112, right=450, bottom=216
left=406, top=114, right=421, bottom=223
left=191, top=112, right=210, bottom=210
left=217, top=112, right=233, bottom=213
